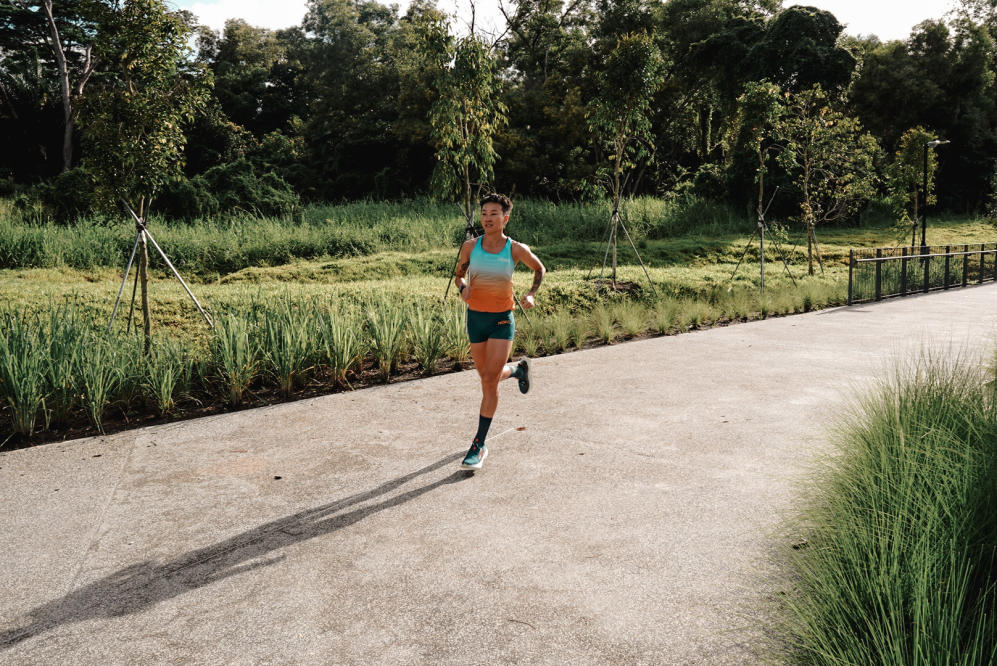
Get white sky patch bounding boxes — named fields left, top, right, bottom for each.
left=792, top=0, right=960, bottom=41
left=169, top=0, right=308, bottom=33
left=171, top=0, right=959, bottom=42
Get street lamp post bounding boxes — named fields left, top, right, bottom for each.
left=921, top=139, right=950, bottom=248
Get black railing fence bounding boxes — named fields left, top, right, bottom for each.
left=848, top=243, right=997, bottom=305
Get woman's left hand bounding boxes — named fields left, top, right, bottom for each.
left=520, top=293, right=535, bottom=310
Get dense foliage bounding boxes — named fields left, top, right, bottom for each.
left=3, top=0, right=997, bottom=217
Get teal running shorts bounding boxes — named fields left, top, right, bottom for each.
left=466, top=308, right=515, bottom=343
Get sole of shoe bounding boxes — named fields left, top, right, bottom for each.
left=460, top=446, right=488, bottom=471
left=518, top=358, right=531, bottom=394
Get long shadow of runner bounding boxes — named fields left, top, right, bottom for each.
left=1, top=452, right=469, bottom=648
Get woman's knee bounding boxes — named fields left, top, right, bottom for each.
left=479, top=372, right=502, bottom=387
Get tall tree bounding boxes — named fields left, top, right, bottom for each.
left=429, top=34, right=507, bottom=228
left=36, top=0, right=101, bottom=172
left=390, top=0, right=451, bottom=195
left=495, top=0, right=595, bottom=198
left=200, top=19, right=295, bottom=137
left=887, top=127, right=941, bottom=245
left=0, top=3, right=50, bottom=178
left=735, top=80, right=784, bottom=228
left=587, top=31, right=663, bottom=284
left=655, top=0, right=773, bottom=164
left=80, top=0, right=211, bottom=348
left=300, top=0, right=404, bottom=198
left=1, top=1, right=104, bottom=176
left=776, top=85, right=880, bottom=275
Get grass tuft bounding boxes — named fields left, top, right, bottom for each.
left=0, top=314, right=46, bottom=437
left=210, top=314, right=259, bottom=406
left=778, top=351, right=997, bottom=664
left=144, top=337, right=193, bottom=416
left=409, top=305, right=447, bottom=375
left=590, top=305, right=617, bottom=344
left=366, top=304, right=407, bottom=382
left=316, top=304, right=365, bottom=387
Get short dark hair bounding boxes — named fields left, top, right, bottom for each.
left=480, top=193, right=513, bottom=214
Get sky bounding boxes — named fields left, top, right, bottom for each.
left=171, top=0, right=961, bottom=43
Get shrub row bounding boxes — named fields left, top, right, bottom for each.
left=0, top=285, right=839, bottom=444
left=13, top=160, right=300, bottom=223
left=0, top=196, right=749, bottom=273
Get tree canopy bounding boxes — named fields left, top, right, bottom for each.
left=4, top=0, right=997, bottom=223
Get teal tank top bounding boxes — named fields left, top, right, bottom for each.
left=467, top=237, right=515, bottom=313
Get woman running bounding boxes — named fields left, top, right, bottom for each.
left=455, top=193, right=546, bottom=471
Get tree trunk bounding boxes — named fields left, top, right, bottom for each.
left=757, top=144, right=766, bottom=293
left=139, top=232, right=151, bottom=354
left=61, top=121, right=73, bottom=173
left=807, top=222, right=815, bottom=276
left=463, top=164, right=473, bottom=236
left=138, top=199, right=151, bottom=353
left=611, top=208, right=618, bottom=287
left=911, top=189, right=919, bottom=248
left=41, top=0, right=73, bottom=172
left=757, top=145, right=765, bottom=220
left=612, top=152, right=622, bottom=287
left=698, top=104, right=712, bottom=160
left=0, top=81, right=20, bottom=120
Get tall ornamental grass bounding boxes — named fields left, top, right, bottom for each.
left=409, top=305, right=446, bottom=375
left=143, top=338, right=195, bottom=416
left=262, top=301, right=313, bottom=396
left=366, top=304, right=408, bottom=381
left=590, top=305, right=617, bottom=344
left=515, top=319, right=543, bottom=357
left=442, top=303, right=471, bottom=366
left=210, top=314, right=259, bottom=406
left=0, top=315, right=47, bottom=437
left=546, top=311, right=574, bottom=352
left=78, top=336, right=129, bottom=433
left=316, top=305, right=366, bottom=387
left=43, top=306, right=87, bottom=427
left=780, top=352, right=997, bottom=665
left=2, top=281, right=844, bottom=442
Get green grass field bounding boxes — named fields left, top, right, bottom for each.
left=1, top=197, right=994, bottom=446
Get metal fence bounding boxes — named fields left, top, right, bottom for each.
left=848, top=243, right=997, bottom=305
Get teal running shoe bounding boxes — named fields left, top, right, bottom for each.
left=461, top=440, right=488, bottom=470
left=516, top=358, right=531, bottom=394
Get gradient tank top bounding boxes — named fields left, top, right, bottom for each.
left=467, top=236, right=515, bottom=313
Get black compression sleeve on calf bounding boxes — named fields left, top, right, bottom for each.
left=475, top=415, right=493, bottom=444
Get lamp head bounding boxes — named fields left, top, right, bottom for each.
left=926, top=140, right=950, bottom=147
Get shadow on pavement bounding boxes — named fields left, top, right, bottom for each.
left=1, top=452, right=468, bottom=648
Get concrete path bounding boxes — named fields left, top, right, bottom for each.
left=2, top=286, right=996, bottom=665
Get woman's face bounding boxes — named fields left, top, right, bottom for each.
left=480, top=202, right=509, bottom=234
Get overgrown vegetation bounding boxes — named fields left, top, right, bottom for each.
left=0, top=196, right=753, bottom=272
left=778, top=351, right=997, bottom=664
left=0, top=200, right=991, bottom=446
left=0, top=279, right=842, bottom=446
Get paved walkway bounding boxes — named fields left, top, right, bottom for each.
left=2, top=285, right=996, bottom=665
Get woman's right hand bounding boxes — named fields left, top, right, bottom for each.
left=460, top=286, right=471, bottom=304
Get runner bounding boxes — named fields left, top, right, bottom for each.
left=455, top=193, right=546, bottom=471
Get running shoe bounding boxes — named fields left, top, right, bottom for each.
left=461, top=440, right=488, bottom=470
left=516, top=358, right=531, bottom=394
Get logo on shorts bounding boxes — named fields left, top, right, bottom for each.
left=497, top=320, right=510, bottom=325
